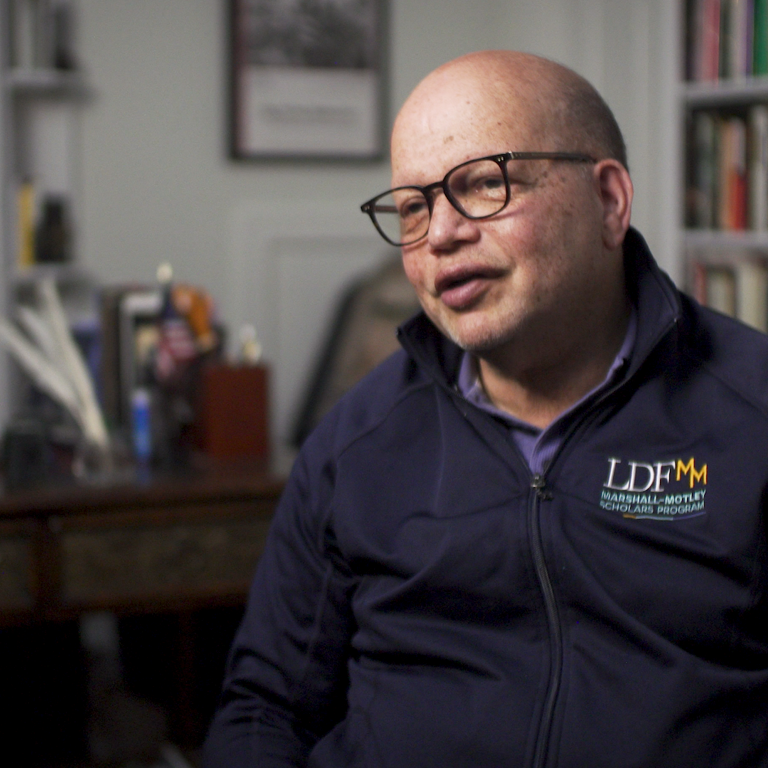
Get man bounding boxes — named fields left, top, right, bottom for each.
left=205, top=51, right=768, bottom=767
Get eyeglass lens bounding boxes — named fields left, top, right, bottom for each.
left=372, top=157, right=509, bottom=246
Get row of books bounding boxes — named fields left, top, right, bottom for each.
left=16, top=180, right=74, bottom=267
left=686, top=104, right=768, bottom=229
left=687, top=0, right=768, bottom=81
left=8, top=0, right=77, bottom=71
left=691, top=258, right=768, bottom=331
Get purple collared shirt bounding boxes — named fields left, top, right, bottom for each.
left=457, top=311, right=636, bottom=475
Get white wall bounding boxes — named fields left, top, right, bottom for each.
left=76, top=0, right=677, bottom=452
left=500, top=0, right=681, bottom=276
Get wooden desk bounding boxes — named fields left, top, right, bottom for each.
left=0, top=462, right=284, bottom=624
left=0, top=462, right=285, bottom=756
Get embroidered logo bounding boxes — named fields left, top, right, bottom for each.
left=600, top=457, right=707, bottom=520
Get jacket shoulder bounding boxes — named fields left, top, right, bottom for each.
left=301, top=348, right=434, bottom=460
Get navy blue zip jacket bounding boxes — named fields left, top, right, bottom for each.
left=204, top=229, right=768, bottom=767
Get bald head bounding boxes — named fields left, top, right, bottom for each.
left=392, top=51, right=627, bottom=171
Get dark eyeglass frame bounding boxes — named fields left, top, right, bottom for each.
left=360, top=151, right=597, bottom=246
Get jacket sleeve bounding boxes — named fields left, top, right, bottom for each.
left=203, top=442, right=356, bottom=768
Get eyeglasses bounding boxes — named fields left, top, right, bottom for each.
left=360, top=151, right=596, bottom=246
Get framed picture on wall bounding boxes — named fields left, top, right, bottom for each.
left=228, top=0, right=387, bottom=161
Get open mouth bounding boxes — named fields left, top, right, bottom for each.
left=436, top=266, right=492, bottom=294
left=435, top=267, right=501, bottom=309
left=442, top=274, right=478, bottom=291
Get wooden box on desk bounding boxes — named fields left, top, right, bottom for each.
left=194, top=363, right=269, bottom=458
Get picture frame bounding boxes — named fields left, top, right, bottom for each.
left=228, top=0, right=387, bottom=161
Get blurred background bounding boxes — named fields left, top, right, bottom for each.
left=6, top=0, right=678, bottom=460
left=0, top=0, right=684, bottom=765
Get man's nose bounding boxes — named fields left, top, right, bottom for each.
left=427, top=192, right=477, bottom=249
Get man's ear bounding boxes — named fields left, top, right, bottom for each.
left=594, top=159, right=633, bottom=250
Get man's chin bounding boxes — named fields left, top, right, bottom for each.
left=437, top=318, right=514, bottom=355
left=420, top=302, right=518, bottom=353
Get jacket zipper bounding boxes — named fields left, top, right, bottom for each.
left=529, top=473, right=560, bottom=768
left=437, top=313, right=680, bottom=767
left=522, top=345, right=673, bottom=768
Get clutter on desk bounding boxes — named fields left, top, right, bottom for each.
left=237, top=323, right=263, bottom=365
left=98, top=262, right=225, bottom=470
left=99, top=263, right=270, bottom=471
left=153, top=262, right=201, bottom=387
left=0, top=276, right=110, bottom=488
left=0, top=262, right=271, bottom=490
left=194, top=361, right=270, bottom=461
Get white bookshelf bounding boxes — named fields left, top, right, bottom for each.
left=0, top=0, right=94, bottom=427
left=678, top=0, right=768, bottom=332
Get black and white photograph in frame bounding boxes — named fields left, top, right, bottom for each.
left=229, top=0, right=386, bottom=160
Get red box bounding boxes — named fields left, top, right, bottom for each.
left=194, top=363, right=269, bottom=459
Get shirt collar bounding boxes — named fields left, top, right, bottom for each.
left=457, top=307, right=637, bottom=433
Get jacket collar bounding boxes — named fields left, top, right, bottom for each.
left=397, top=226, right=682, bottom=389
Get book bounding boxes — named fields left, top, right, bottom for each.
left=691, top=261, right=709, bottom=304
left=688, top=0, right=768, bottom=80
left=690, top=107, right=768, bottom=232
left=706, top=264, right=738, bottom=315
left=691, top=0, right=722, bottom=79
left=10, top=0, right=36, bottom=69
left=736, top=259, right=768, bottom=330
left=749, top=104, right=768, bottom=229
left=718, top=115, right=748, bottom=229
left=687, top=0, right=700, bottom=79
left=720, top=0, right=732, bottom=78
left=703, top=0, right=723, bottom=80
left=747, top=0, right=756, bottom=75
left=727, top=0, right=753, bottom=77
left=98, top=283, right=156, bottom=429
left=731, top=115, right=748, bottom=228
left=754, top=0, right=768, bottom=74
left=17, top=179, right=36, bottom=269
left=691, top=111, right=718, bottom=227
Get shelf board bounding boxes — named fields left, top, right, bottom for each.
left=682, top=76, right=768, bottom=107
left=4, top=68, right=91, bottom=99
left=12, top=263, right=92, bottom=286
left=684, top=229, right=768, bottom=250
